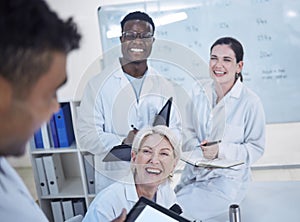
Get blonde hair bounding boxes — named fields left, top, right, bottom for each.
left=132, top=125, right=181, bottom=159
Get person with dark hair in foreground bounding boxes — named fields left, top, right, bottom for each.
left=0, top=0, right=125, bottom=221
left=0, top=0, right=80, bottom=220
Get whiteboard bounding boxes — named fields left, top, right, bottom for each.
left=97, top=0, right=300, bottom=123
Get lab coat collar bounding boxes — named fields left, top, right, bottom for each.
left=203, top=78, right=243, bottom=108
left=113, top=62, right=158, bottom=79
left=228, top=78, right=243, bottom=99
left=124, top=172, right=139, bottom=202
left=123, top=171, right=170, bottom=203
left=113, top=65, right=161, bottom=99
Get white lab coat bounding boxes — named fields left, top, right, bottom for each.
left=175, top=79, right=266, bottom=221
left=82, top=171, right=177, bottom=222
left=0, top=157, right=48, bottom=222
left=77, top=62, right=181, bottom=192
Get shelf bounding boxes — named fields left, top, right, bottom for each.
left=31, top=146, right=77, bottom=155
left=78, top=147, right=89, bottom=152
left=30, top=101, right=90, bottom=218
left=40, top=177, right=84, bottom=199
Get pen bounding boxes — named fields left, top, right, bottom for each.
left=197, top=140, right=222, bottom=147
left=131, top=124, right=138, bottom=131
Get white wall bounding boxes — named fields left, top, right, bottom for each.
left=45, top=0, right=103, bottom=102
left=256, top=122, right=300, bottom=167
left=10, top=0, right=300, bottom=167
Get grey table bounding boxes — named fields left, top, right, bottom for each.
left=204, top=181, right=300, bottom=222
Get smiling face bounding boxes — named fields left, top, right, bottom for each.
left=120, top=19, right=154, bottom=63
left=131, top=133, right=177, bottom=187
left=0, top=51, right=67, bottom=156
left=209, top=44, right=243, bottom=93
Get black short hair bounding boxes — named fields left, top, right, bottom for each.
left=120, top=11, right=155, bottom=33
left=0, top=0, right=81, bottom=97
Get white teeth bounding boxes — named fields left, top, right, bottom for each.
left=146, top=168, right=161, bottom=175
left=130, top=48, right=144, bottom=52
left=215, top=71, right=225, bottom=74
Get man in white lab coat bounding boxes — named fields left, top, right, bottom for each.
left=77, top=11, right=181, bottom=193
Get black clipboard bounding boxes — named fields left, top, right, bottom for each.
left=152, top=97, right=172, bottom=127
left=125, top=196, right=190, bottom=222
left=103, top=97, right=173, bottom=162
left=102, top=144, right=131, bottom=162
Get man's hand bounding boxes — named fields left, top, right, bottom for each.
left=123, top=129, right=138, bottom=145
left=111, top=208, right=127, bottom=222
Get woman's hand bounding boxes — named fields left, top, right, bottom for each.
left=200, top=140, right=219, bottom=160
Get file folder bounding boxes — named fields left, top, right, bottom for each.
left=103, top=97, right=173, bottom=162
left=34, top=157, right=49, bottom=196
left=51, top=200, right=64, bottom=222
left=62, top=200, right=75, bottom=220
left=54, top=103, right=75, bottom=147
left=49, top=115, right=59, bottom=147
left=83, top=154, right=95, bottom=194
left=29, top=136, right=36, bottom=150
left=73, top=199, right=86, bottom=217
left=43, top=154, right=65, bottom=194
left=47, top=122, right=54, bottom=148
left=41, top=122, right=51, bottom=149
left=34, top=128, right=44, bottom=148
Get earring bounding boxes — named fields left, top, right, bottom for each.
left=235, top=73, right=239, bottom=79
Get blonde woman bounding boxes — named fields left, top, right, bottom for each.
left=83, top=125, right=182, bottom=222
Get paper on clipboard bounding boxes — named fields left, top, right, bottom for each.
left=181, top=150, right=244, bottom=168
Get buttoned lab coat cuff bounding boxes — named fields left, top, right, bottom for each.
left=217, top=142, right=226, bottom=159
